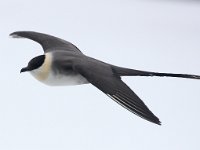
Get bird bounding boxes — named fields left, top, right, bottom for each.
left=10, top=31, right=200, bottom=125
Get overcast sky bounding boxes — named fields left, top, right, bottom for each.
left=1, top=0, right=200, bottom=150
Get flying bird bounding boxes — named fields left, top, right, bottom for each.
left=10, top=31, right=200, bottom=125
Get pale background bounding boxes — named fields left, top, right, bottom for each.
left=0, top=0, right=200, bottom=150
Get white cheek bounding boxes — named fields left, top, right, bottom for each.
left=30, top=53, right=53, bottom=82
left=30, top=67, right=46, bottom=82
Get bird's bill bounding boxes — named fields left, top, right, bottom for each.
left=20, top=67, right=29, bottom=73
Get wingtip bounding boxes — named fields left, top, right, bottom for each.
left=154, top=116, right=162, bottom=125
left=156, top=120, right=162, bottom=126
left=9, top=32, right=22, bottom=38
left=149, top=117, right=161, bottom=125
left=9, top=31, right=34, bottom=38
left=149, top=114, right=161, bottom=125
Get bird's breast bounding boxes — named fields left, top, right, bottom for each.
left=31, top=69, right=89, bottom=86
left=42, top=70, right=89, bottom=86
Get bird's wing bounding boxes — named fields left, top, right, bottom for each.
left=10, top=31, right=83, bottom=54
left=73, top=62, right=161, bottom=125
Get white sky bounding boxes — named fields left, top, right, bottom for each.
left=1, top=0, right=200, bottom=150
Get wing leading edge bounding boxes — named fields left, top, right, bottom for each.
left=10, top=31, right=83, bottom=54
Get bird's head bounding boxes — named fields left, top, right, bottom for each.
left=20, top=55, right=45, bottom=73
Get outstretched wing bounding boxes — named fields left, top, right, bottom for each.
left=10, top=31, right=83, bottom=54
left=73, top=61, right=161, bottom=125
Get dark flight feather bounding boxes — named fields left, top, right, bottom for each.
left=73, top=60, right=161, bottom=125
left=10, top=31, right=83, bottom=54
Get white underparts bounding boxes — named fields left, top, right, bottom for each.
left=30, top=53, right=89, bottom=86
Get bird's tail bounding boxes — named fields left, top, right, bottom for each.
left=113, top=66, right=200, bottom=80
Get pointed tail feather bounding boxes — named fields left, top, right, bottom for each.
left=113, top=66, right=200, bottom=80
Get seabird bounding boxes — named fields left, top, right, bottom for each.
left=10, top=31, right=200, bottom=125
